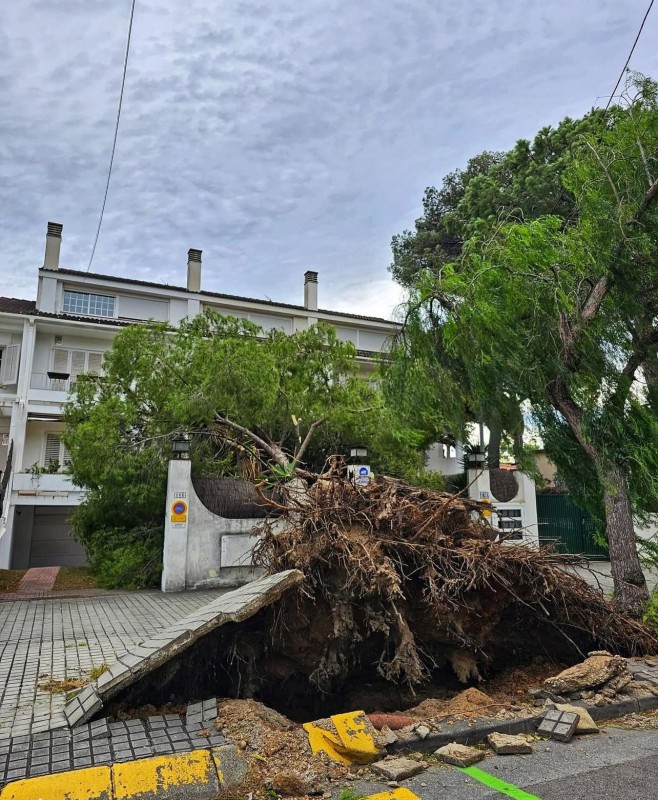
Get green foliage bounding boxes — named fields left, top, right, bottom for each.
left=82, top=525, right=163, bottom=590
left=65, top=312, right=425, bottom=586
left=643, top=587, right=658, bottom=630
left=387, top=108, right=610, bottom=462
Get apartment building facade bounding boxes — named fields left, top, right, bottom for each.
left=1, top=223, right=464, bottom=569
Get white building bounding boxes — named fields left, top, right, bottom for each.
left=0, top=223, right=465, bottom=569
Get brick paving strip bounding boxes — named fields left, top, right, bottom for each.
left=16, top=567, right=59, bottom=596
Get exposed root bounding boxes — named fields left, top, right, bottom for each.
left=249, top=476, right=657, bottom=694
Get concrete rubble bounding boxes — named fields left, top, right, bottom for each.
left=486, top=732, right=533, bottom=755
left=434, top=742, right=485, bottom=767
left=371, top=757, right=427, bottom=781
left=536, top=709, right=580, bottom=742
left=551, top=703, right=599, bottom=734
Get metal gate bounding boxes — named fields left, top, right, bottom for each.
left=536, top=493, right=609, bottom=560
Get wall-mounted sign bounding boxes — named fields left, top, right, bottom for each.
left=170, top=499, right=188, bottom=523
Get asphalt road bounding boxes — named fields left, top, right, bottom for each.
left=353, top=726, right=658, bottom=800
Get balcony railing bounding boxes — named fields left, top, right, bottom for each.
left=30, top=372, right=73, bottom=392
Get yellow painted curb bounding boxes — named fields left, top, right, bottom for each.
left=0, top=765, right=112, bottom=800
left=304, top=710, right=383, bottom=765
left=365, top=789, right=422, bottom=800
left=331, top=711, right=382, bottom=762
left=303, top=722, right=352, bottom=765
left=112, top=750, right=218, bottom=798
left=0, top=749, right=233, bottom=800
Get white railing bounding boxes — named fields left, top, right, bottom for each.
left=30, top=373, right=73, bottom=392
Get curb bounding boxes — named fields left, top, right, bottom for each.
left=0, top=745, right=247, bottom=800
left=389, top=694, right=658, bottom=754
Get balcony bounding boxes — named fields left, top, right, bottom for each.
left=11, top=472, right=84, bottom=505
left=30, top=372, right=74, bottom=392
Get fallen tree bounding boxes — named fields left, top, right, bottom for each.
left=248, top=476, right=657, bottom=698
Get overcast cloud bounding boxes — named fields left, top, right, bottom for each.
left=1, top=1, right=658, bottom=319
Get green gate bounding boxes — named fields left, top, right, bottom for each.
left=536, top=493, right=609, bottom=560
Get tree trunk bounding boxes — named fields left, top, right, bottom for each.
left=486, top=413, right=502, bottom=469
left=599, top=461, right=649, bottom=616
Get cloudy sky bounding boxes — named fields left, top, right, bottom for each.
left=2, top=1, right=657, bottom=320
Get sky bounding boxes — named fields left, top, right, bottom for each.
left=2, top=1, right=658, bottom=321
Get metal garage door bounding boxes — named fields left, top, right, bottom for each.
left=28, top=506, right=88, bottom=567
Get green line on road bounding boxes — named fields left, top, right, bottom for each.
left=459, top=766, right=543, bottom=800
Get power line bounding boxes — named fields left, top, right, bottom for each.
left=604, top=0, right=655, bottom=112
left=85, top=0, right=137, bottom=273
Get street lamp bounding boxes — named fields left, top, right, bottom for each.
left=171, top=436, right=190, bottom=460
left=464, top=449, right=486, bottom=468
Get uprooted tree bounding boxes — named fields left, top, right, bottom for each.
left=64, top=312, right=432, bottom=588
left=204, top=476, right=658, bottom=711
left=386, top=76, right=658, bottom=616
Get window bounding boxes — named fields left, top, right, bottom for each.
left=0, top=344, right=20, bottom=386
left=495, top=506, right=524, bottom=541
left=43, top=433, right=71, bottom=470
left=49, top=348, right=104, bottom=390
left=63, top=290, right=116, bottom=318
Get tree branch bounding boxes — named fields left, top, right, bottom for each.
left=293, top=418, right=327, bottom=465
left=214, top=413, right=290, bottom=468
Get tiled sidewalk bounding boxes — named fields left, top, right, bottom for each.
left=0, top=591, right=223, bottom=741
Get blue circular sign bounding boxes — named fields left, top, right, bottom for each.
left=358, top=466, right=369, bottom=475
left=173, top=501, right=186, bottom=515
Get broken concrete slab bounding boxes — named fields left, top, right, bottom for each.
left=434, top=742, right=485, bottom=767
left=304, top=710, right=384, bottom=764
left=372, top=757, right=427, bottom=781
left=536, top=708, right=580, bottom=742
left=61, top=570, right=303, bottom=730
left=486, top=732, right=533, bottom=754
left=543, top=655, right=627, bottom=693
left=553, top=703, right=599, bottom=735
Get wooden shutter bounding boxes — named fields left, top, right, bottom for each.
left=0, top=344, right=20, bottom=385
left=44, top=434, right=62, bottom=466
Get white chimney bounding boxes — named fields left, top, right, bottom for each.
left=187, top=249, right=202, bottom=292
left=43, top=222, right=63, bottom=270
left=304, top=270, right=318, bottom=311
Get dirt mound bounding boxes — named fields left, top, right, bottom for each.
left=214, top=699, right=351, bottom=793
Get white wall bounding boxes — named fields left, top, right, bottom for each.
left=162, top=459, right=267, bottom=591
left=426, top=442, right=463, bottom=476
left=22, top=421, right=66, bottom=471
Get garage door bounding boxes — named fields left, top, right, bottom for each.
left=28, top=506, right=88, bottom=567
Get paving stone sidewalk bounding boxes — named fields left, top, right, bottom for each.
left=0, top=707, right=227, bottom=786
left=0, top=591, right=223, bottom=741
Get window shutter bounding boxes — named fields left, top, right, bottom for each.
left=61, top=442, right=72, bottom=467
left=44, top=434, right=61, bottom=466
left=87, top=352, right=104, bottom=374
left=70, top=351, right=87, bottom=380
left=52, top=349, right=70, bottom=374
left=0, top=344, right=20, bottom=385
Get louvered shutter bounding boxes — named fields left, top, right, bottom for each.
left=70, top=351, right=87, bottom=381
left=87, top=352, right=104, bottom=374
left=0, top=344, right=20, bottom=385
left=44, top=434, right=61, bottom=467
left=61, top=441, right=72, bottom=467
left=52, top=349, right=70, bottom=373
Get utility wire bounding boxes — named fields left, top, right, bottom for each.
left=604, top=0, right=655, bottom=112
left=85, top=0, right=137, bottom=273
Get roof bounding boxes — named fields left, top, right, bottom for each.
left=0, top=296, right=383, bottom=358
left=0, top=297, right=126, bottom=327
left=40, top=267, right=398, bottom=327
